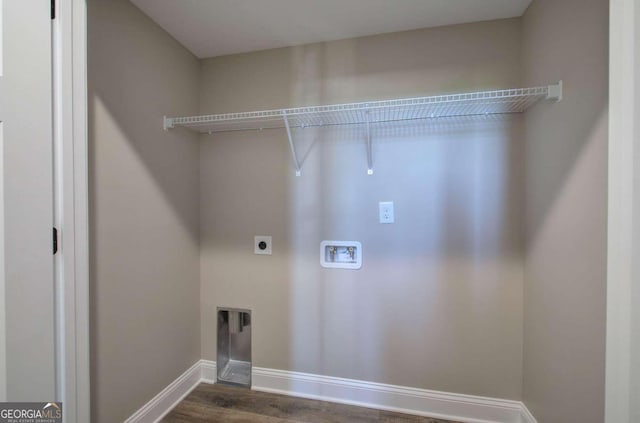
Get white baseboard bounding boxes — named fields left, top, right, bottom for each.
left=200, top=360, right=217, bottom=384
left=249, top=365, right=522, bottom=423
left=124, top=361, right=202, bottom=423
left=126, top=359, right=537, bottom=423
left=520, top=403, right=538, bottom=423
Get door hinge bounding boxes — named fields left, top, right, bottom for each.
left=51, top=0, right=56, bottom=20
left=53, top=227, right=58, bottom=255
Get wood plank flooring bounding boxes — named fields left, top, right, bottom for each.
left=162, top=383, right=461, bottom=423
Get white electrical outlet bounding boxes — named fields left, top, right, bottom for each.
left=379, top=201, right=394, bottom=224
left=254, top=236, right=272, bottom=255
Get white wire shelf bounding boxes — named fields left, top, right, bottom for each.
left=164, top=83, right=562, bottom=133
left=164, top=82, right=562, bottom=175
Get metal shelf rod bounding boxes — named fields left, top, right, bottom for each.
left=283, top=110, right=301, bottom=177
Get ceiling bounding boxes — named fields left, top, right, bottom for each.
left=130, top=0, right=533, bottom=59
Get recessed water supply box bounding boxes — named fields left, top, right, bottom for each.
left=320, top=241, right=362, bottom=269
left=217, top=308, right=252, bottom=387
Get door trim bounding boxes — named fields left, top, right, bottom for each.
left=606, top=0, right=639, bottom=422
left=0, top=0, right=5, bottom=398
left=52, top=0, right=89, bottom=422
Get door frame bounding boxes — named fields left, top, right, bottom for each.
left=0, top=2, right=5, bottom=399
left=606, top=0, right=639, bottom=422
left=53, top=0, right=89, bottom=422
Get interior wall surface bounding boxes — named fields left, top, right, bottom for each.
left=88, top=0, right=201, bottom=421
left=199, top=19, right=526, bottom=399
left=521, top=0, right=609, bottom=422
left=3, top=0, right=55, bottom=402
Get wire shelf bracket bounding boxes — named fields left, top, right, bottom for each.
left=164, top=82, right=563, bottom=176
left=282, top=110, right=302, bottom=177
left=365, top=111, right=373, bottom=175
left=546, top=80, right=563, bottom=102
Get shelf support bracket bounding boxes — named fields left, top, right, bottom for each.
left=546, top=80, right=563, bottom=102
left=163, top=116, right=174, bottom=131
left=283, top=111, right=301, bottom=176
left=366, top=111, right=373, bottom=175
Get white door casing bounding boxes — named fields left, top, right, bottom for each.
left=52, top=0, right=90, bottom=421
left=0, top=0, right=6, bottom=402
left=606, top=0, right=640, bottom=422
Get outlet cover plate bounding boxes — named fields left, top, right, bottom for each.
left=379, top=201, right=394, bottom=224
left=254, top=236, right=272, bottom=255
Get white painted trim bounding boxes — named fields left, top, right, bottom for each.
left=249, top=365, right=522, bottom=423
left=606, top=1, right=638, bottom=423
left=0, top=0, right=5, bottom=387
left=210, top=361, right=535, bottom=423
left=70, top=1, right=91, bottom=421
left=0, top=121, right=5, bottom=402
left=124, top=361, right=203, bottom=423
left=127, top=360, right=539, bottom=423
left=200, top=360, right=217, bottom=384
left=52, top=0, right=68, bottom=412
left=0, top=9, right=6, bottom=400
left=520, top=403, right=538, bottom=423
left=52, top=1, right=90, bottom=422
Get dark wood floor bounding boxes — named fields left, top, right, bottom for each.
left=162, top=383, right=460, bottom=423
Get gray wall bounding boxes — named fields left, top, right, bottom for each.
left=199, top=19, right=526, bottom=399
left=86, top=2, right=611, bottom=418
left=522, top=0, right=608, bottom=422
left=88, top=1, right=201, bottom=422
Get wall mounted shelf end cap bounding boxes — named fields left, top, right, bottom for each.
left=546, top=80, right=563, bottom=102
